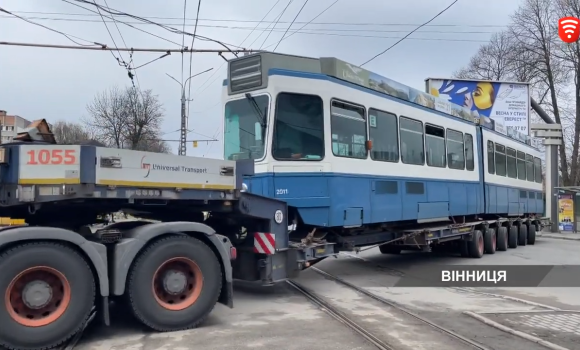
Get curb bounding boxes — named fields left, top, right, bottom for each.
left=464, top=311, right=570, bottom=350
left=453, top=288, right=561, bottom=311
left=538, top=234, right=580, bottom=241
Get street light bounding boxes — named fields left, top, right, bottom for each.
left=166, top=67, right=213, bottom=155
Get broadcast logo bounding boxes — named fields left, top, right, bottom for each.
left=558, top=17, right=580, bottom=43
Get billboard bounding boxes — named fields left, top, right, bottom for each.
left=425, top=78, right=531, bottom=135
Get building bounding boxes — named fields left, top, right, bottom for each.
left=0, top=110, right=32, bottom=143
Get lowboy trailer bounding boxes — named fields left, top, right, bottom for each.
left=0, top=121, right=547, bottom=350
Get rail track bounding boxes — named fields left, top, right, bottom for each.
left=288, top=266, right=492, bottom=350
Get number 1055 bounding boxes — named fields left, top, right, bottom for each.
left=26, top=149, right=77, bottom=165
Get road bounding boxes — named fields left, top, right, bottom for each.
left=76, top=234, right=580, bottom=350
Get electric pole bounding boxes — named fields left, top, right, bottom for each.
left=166, top=67, right=213, bottom=156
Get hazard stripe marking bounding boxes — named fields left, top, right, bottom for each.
left=254, top=232, right=276, bottom=255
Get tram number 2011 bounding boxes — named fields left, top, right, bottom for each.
left=26, top=149, right=77, bottom=165
left=276, top=188, right=289, bottom=195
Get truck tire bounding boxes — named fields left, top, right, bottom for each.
left=468, top=230, right=484, bottom=258
left=527, top=224, right=536, bottom=245
left=508, top=226, right=518, bottom=249
left=379, top=244, right=402, bottom=255
left=483, top=228, right=496, bottom=254
left=518, top=225, right=528, bottom=246
left=0, top=242, right=95, bottom=350
left=496, top=227, right=508, bottom=251
left=127, top=235, right=222, bottom=331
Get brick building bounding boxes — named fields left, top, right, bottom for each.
left=0, top=110, right=32, bottom=143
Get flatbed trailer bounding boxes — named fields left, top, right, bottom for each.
left=0, top=121, right=337, bottom=350
left=0, top=121, right=548, bottom=350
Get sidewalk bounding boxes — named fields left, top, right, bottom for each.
left=539, top=230, right=580, bottom=241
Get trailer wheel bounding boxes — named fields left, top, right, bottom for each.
left=527, top=224, right=536, bottom=245
left=518, top=225, right=528, bottom=246
left=127, top=235, right=222, bottom=331
left=496, top=227, right=508, bottom=251
left=508, top=226, right=518, bottom=249
left=379, top=245, right=402, bottom=255
left=0, top=242, right=95, bottom=350
left=468, top=230, right=484, bottom=258
left=483, top=228, right=496, bottom=254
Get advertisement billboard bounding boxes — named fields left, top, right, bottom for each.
left=425, top=78, right=531, bottom=135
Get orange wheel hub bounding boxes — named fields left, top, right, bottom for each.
left=152, top=257, right=203, bottom=310
left=5, top=266, right=71, bottom=327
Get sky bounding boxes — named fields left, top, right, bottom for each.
left=0, top=0, right=523, bottom=159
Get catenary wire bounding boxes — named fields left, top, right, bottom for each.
left=261, top=0, right=339, bottom=50
left=0, top=15, right=504, bottom=35
left=273, top=0, right=309, bottom=52
left=260, top=0, right=294, bottom=49
left=60, top=0, right=183, bottom=46
left=192, top=0, right=283, bottom=97
left=6, top=10, right=508, bottom=28
left=186, top=0, right=202, bottom=132
left=360, top=0, right=460, bottom=66
left=181, top=0, right=188, bottom=85
left=0, top=7, right=100, bottom=46
left=67, top=0, right=238, bottom=53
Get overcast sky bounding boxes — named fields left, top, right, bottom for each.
left=0, top=0, right=522, bottom=158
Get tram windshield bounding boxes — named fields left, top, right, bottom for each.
left=224, top=95, right=269, bottom=161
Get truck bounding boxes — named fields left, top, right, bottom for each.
left=1, top=51, right=551, bottom=349
left=0, top=120, right=335, bottom=350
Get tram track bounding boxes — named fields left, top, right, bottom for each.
left=288, top=266, right=492, bottom=350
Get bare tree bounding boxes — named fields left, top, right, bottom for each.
left=455, top=0, right=580, bottom=185
left=51, top=120, right=91, bottom=144
left=84, top=86, right=168, bottom=153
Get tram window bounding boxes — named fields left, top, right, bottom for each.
left=506, top=147, right=517, bottom=178
left=330, top=100, right=367, bottom=159
left=272, top=93, right=324, bottom=161
left=399, top=117, right=424, bottom=165
left=447, top=129, right=465, bottom=170
left=465, top=134, right=474, bottom=171
left=368, top=109, right=399, bottom=162
left=425, top=124, right=445, bottom=168
left=487, top=141, right=495, bottom=174
left=534, top=157, right=542, bottom=183
left=495, top=143, right=506, bottom=176
left=517, top=151, right=526, bottom=180
left=526, top=154, right=534, bottom=182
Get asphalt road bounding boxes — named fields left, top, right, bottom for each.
left=76, top=235, right=580, bottom=350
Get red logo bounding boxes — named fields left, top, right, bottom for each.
left=140, top=156, right=151, bottom=178
left=558, top=17, right=580, bottom=43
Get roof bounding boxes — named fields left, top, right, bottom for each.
left=13, top=119, right=56, bottom=144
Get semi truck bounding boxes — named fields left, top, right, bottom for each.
left=1, top=57, right=549, bottom=349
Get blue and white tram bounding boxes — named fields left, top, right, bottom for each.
left=482, top=128, right=544, bottom=216
left=222, top=53, right=543, bottom=233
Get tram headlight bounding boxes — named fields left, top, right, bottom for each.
left=241, top=183, right=248, bottom=192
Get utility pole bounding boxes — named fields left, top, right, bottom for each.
left=166, top=68, right=213, bottom=156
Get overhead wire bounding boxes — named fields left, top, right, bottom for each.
left=260, top=0, right=294, bottom=50
left=185, top=0, right=202, bottom=135
left=360, top=0, right=460, bottom=67
left=91, top=0, right=126, bottom=67
left=6, top=10, right=508, bottom=28
left=0, top=6, right=100, bottom=46
left=0, top=15, right=504, bottom=36
left=273, top=0, right=308, bottom=52
left=60, top=0, right=183, bottom=47
left=68, top=0, right=238, bottom=54
left=181, top=0, right=188, bottom=86
left=192, top=0, right=282, bottom=97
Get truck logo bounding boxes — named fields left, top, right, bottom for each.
left=141, top=156, right=151, bottom=178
